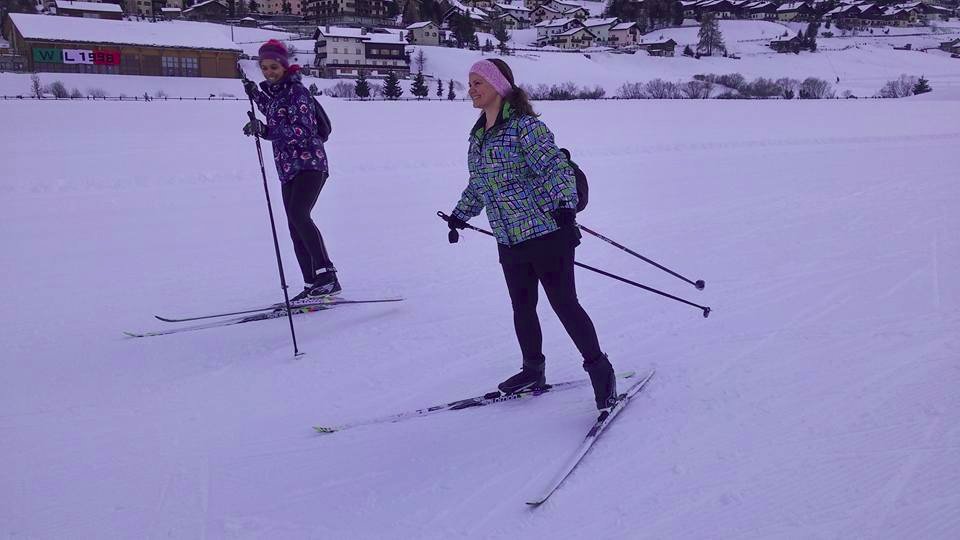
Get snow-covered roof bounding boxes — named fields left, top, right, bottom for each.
left=160, top=7, right=182, bottom=12
left=496, top=3, right=531, bottom=11
left=8, top=13, right=241, bottom=51
left=583, top=17, right=619, bottom=27
left=406, top=21, right=435, bottom=29
left=317, top=26, right=407, bottom=44
left=777, top=2, right=808, bottom=11
left=611, top=22, right=637, bottom=31
left=557, top=27, right=595, bottom=37
left=534, top=5, right=563, bottom=14
left=183, top=0, right=226, bottom=12
left=564, top=7, right=589, bottom=14
left=535, top=17, right=581, bottom=28
left=55, top=1, right=123, bottom=13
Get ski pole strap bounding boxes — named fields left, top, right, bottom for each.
left=437, top=211, right=495, bottom=238
left=577, top=223, right=705, bottom=290
left=435, top=212, right=711, bottom=318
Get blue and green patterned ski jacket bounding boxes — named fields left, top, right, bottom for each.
left=452, top=102, right=578, bottom=246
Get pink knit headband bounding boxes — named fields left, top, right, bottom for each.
left=469, top=60, right=513, bottom=97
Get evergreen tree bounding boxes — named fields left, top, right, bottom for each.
left=696, top=13, right=725, bottom=57
left=450, top=13, right=477, bottom=48
left=402, top=0, right=421, bottom=26
left=411, top=71, right=430, bottom=100
left=482, top=38, right=494, bottom=53
left=248, top=0, right=258, bottom=13
left=5, top=0, right=38, bottom=14
left=447, top=79, right=456, bottom=100
left=913, top=76, right=932, bottom=95
left=436, top=78, right=444, bottom=99
left=282, top=1, right=292, bottom=14
left=355, top=71, right=370, bottom=100
left=414, top=48, right=427, bottom=73
left=671, top=0, right=684, bottom=26
left=383, top=71, right=404, bottom=100
left=492, top=19, right=511, bottom=55
left=805, top=22, right=819, bottom=52
left=419, top=0, right=440, bottom=24
left=308, top=83, right=319, bottom=96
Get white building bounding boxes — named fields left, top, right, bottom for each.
left=535, top=16, right=583, bottom=46
left=313, top=26, right=410, bottom=78
left=582, top=17, right=618, bottom=44
left=406, top=21, right=441, bottom=46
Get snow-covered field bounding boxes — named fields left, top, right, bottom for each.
left=2, top=95, right=959, bottom=538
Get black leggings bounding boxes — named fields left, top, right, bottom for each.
left=501, top=247, right=603, bottom=364
left=281, top=170, right=333, bottom=285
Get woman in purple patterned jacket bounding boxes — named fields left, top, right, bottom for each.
left=242, top=39, right=340, bottom=301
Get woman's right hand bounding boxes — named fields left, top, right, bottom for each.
left=447, top=214, right=467, bottom=244
left=242, top=79, right=258, bottom=98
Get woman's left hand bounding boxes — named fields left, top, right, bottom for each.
left=551, top=208, right=576, bottom=229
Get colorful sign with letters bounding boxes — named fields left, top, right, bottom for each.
left=33, top=48, right=121, bottom=65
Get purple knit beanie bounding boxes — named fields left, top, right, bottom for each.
left=258, top=39, right=289, bottom=68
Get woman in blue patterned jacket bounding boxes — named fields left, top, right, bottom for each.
left=446, top=59, right=618, bottom=413
left=242, top=39, right=340, bottom=301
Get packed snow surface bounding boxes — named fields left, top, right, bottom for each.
left=2, top=95, right=959, bottom=538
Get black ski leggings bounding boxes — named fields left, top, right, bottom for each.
left=281, top=170, right=333, bottom=285
left=501, top=247, right=603, bottom=364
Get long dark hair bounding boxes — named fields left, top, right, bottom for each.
left=487, top=59, right=538, bottom=118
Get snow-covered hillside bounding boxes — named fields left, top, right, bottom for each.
left=2, top=94, right=958, bottom=538
left=4, top=19, right=960, bottom=99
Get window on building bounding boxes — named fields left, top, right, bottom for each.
left=180, top=57, right=198, bottom=77
left=121, top=54, right=140, bottom=75
left=161, top=56, right=178, bottom=76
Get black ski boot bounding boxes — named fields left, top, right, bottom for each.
left=288, top=269, right=341, bottom=306
left=308, top=269, right=342, bottom=297
left=584, top=353, right=618, bottom=413
left=498, top=358, right=547, bottom=395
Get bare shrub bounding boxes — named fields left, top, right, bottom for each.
left=616, top=82, right=647, bottom=99
left=577, top=85, right=606, bottom=99
left=775, top=77, right=800, bottom=99
left=747, top=77, right=780, bottom=98
left=324, top=81, right=356, bottom=98
left=47, top=81, right=69, bottom=98
left=799, top=77, right=834, bottom=99
left=644, top=79, right=682, bottom=99
left=681, top=80, right=713, bottom=99
left=878, top=74, right=917, bottom=98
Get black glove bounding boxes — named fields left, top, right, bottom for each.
left=447, top=214, right=467, bottom=244
left=243, top=119, right=268, bottom=138
left=242, top=79, right=258, bottom=98
left=551, top=208, right=577, bottom=229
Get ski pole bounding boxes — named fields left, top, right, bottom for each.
left=437, top=212, right=711, bottom=318
left=239, top=63, right=302, bottom=356
left=577, top=223, right=705, bottom=290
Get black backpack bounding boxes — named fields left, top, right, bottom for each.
left=312, top=97, right=332, bottom=143
left=560, top=148, right=588, bottom=212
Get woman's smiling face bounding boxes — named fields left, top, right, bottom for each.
left=259, top=59, right=286, bottom=83
left=468, top=73, right=499, bottom=110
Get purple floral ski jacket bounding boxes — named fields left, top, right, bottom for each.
left=250, top=70, right=328, bottom=183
